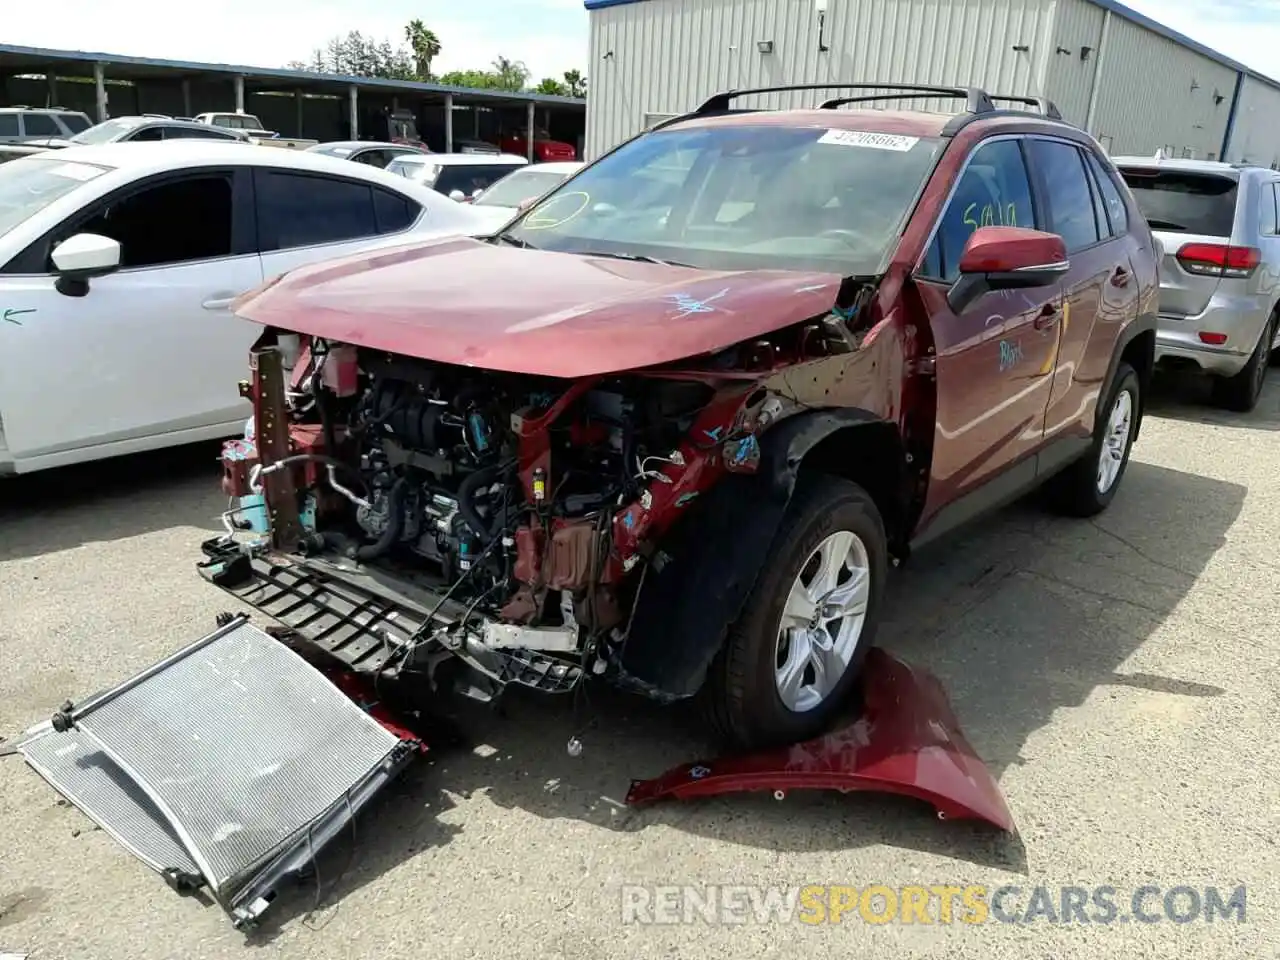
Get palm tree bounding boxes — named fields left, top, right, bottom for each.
left=491, top=55, right=531, bottom=92
left=562, top=69, right=587, bottom=98
left=404, top=19, right=441, bottom=80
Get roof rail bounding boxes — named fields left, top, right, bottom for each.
left=695, top=83, right=996, bottom=116
left=988, top=94, right=1063, bottom=120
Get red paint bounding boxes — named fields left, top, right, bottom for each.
left=608, top=386, right=755, bottom=571
left=626, top=648, right=1014, bottom=832
left=324, top=669, right=428, bottom=752
left=957, top=227, right=1066, bottom=273
left=499, top=134, right=577, bottom=162
left=232, top=238, right=844, bottom=379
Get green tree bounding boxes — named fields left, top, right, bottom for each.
left=562, top=68, right=587, bottom=98
left=533, top=77, right=569, bottom=96
left=438, top=68, right=504, bottom=89
left=404, top=19, right=441, bottom=80
left=490, top=56, right=531, bottom=92
left=288, top=30, right=414, bottom=79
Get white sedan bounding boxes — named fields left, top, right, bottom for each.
left=465, top=161, right=585, bottom=231
left=0, top=141, right=486, bottom=475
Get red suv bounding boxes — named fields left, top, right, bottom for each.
left=206, top=83, right=1157, bottom=752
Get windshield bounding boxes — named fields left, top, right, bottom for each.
left=503, top=125, right=945, bottom=273
left=0, top=156, right=110, bottom=236
left=1117, top=168, right=1238, bottom=236
left=58, top=113, right=92, bottom=134
left=476, top=168, right=575, bottom=208
left=70, top=118, right=146, bottom=145
left=387, top=158, right=431, bottom=181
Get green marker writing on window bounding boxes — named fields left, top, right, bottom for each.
left=3, top=308, right=35, bottom=326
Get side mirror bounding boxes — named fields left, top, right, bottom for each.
left=947, top=227, right=1069, bottom=314
left=448, top=189, right=466, bottom=202
left=51, top=233, right=121, bottom=298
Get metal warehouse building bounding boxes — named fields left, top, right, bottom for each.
left=583, top=0, right=1280, bottom=165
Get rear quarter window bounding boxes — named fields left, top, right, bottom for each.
left=1118, top=169, right=1238, bottom=237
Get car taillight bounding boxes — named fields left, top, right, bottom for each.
left=1175, top=243, right=1261, bottom=279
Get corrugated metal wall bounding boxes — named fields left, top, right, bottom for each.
left=1078, top=7, right=1235, bottom=159
left=586, top=0, right=1056, bottom=160
left=585, top=0, right=1280, bottom=166
left=1226, top=77, right=1280, bottom=169
left=1042, top=0, right=1106, bottom=125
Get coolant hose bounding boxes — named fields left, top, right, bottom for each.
left=355, top=477, right=408, bottom=561
left=457, top=464, right=504, bottom=544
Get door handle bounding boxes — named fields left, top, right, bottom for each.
left=1033, top=304, right=1060, bottom=331
left=1111, top=267, right=1131, bottom=288
left=202, top=295, right=237, bottom=310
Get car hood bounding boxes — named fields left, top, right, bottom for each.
left=23, top=137, right=71, bottom=148
left=465, top=204, right=521, bottom=231
left=233, top=236, right=845, bottom=378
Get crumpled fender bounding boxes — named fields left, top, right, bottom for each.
left=618, top=408, right=885, bottom=700
left=625, top=647, right=1015, bottom=832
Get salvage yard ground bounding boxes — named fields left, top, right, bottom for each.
left=1, top=374, right=1277, bottom=960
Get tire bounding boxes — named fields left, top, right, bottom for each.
left=703, top=474, right=888, bottom=752
left=1212, top=312, right=1275, bottom=412
left=1044, top=361, right=1140, bottom=518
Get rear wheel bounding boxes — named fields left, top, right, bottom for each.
left=1213, top=311, right=1275, bottom=412
left=703, top=475, right=888, bottom=752
left=1044, top=361, right=1140, bottom=518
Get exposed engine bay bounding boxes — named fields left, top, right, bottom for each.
left=208, top=286, right=883, bottom=703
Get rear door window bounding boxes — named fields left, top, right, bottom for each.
left=254, top=170, right=378, bottom=250
left=1116, top=168, right=1238, bottom=237
left=1026, top=139, right=1103, bottom=253
left=1259, top=182, right=1278, bottom=237
left=1086, top=152, right=1129, bottom=236
left=373, top=187, right=418, bottom=233
left=22, top=114, right=62, bottom=137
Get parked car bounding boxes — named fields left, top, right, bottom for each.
left=0, top=141, right=487, bottom=475
left=454, top=139, right=501, bottom=155
left=1113, top=155, right=1280, bottom=411
left=498, top=127, right=577, bottom=162
left=307, top=140, right=431, bottom=168
left=0, top=107, right=93, bottom=144
left=24, top=115, right=250, bottom=149
left=465, top=161, right=585, bottom=229
left=385, top=152, right=528, bottom=201
left=191, top=112, right=318, bottom=150
left=207, top=83, right=1157, bottom=754
left=0, top=144, right=49, bottom=164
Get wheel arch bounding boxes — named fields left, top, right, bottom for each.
left=1109, top=313, right=1157, bottom=440
left=616, top=408, right=906, bottom=700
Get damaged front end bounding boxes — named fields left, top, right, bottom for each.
left=200, top=280, right=889, bottom=708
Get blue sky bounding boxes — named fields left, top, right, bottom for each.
left=5, top=0, right=1277, bottom=85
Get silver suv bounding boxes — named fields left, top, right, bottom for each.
left=0, top=107, right=93, bottom=144
left=1113, top=156, right=1280, bottom=412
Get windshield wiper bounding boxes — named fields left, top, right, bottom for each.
left=577, top=249, right=693, bottom=267
left=1145, top=218, right=1188, bottom=231
left=493, top=232, right=537, bottom=250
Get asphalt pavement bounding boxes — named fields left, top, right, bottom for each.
left=0, top=372, right=1277, bottom=959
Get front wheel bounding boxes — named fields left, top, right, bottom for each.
left=1044, top=361, right=1140, bottom=518
left=703, top=475, right=888, bottom=752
